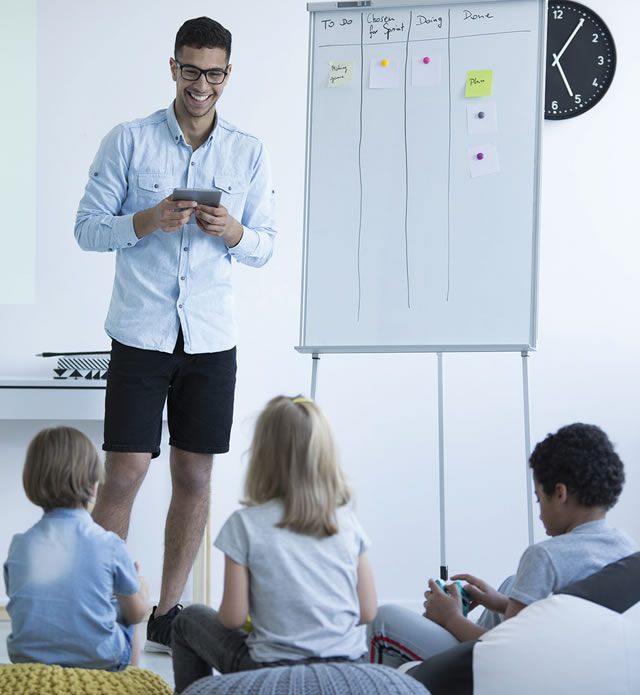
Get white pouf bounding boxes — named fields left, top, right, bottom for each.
left=407, top=551, right=640, bottom=695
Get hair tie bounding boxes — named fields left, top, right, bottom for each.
left=292, top=396, right=313, bottom=404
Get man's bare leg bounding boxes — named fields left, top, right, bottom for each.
left=154, top=447, right=213, bottom=616
left=92, top=452, right=151, bottom=539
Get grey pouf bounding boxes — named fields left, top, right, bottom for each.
left=182, top=663, right=431, bottom=695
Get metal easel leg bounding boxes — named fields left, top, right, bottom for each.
left=437, top=352, right=448, bottom=580
left=521, top=351, right=534, bottom=546
left=310, top=353, right=320, bottom=400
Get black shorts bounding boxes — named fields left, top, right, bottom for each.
left=103, top=333, right=236, bottom=458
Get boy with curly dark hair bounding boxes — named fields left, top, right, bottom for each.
left=441, top=423, right=633, bottom=627
left=368, top=423, right=637, bottom=666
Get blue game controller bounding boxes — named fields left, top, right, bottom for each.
left=435, top=580, right=471, bottom=617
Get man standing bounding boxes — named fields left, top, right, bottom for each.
left=75, top=17, right=276, bottom=653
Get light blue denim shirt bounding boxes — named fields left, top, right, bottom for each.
left=4, top=508, right=139, bottom=670
left=75, top=103, right=277, bottom=354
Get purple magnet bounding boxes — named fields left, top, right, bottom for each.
left=476, top=152, right=484, bottom=160
left=423, top=56, right=430, bottom=64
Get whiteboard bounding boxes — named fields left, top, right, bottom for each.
left=298, top=0, right=545, bottom=353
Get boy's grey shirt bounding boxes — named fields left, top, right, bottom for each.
left=510, top=520, right=637, bottom=605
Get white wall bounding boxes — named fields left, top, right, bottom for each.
left=1, top=0, right=638, bottom=611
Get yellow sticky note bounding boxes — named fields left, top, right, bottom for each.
left=465, top=70, right=493, bottom=97
left=328, top=61, right=354, bottom=87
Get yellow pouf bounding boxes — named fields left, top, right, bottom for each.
left=0, top=662, right=172, bottom=695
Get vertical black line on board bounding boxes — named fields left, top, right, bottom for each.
left=357, top=12, right=364, bottom=321
left=446, top=8, right=452, bottom=302
left=403, top=11, right=412, bottom=309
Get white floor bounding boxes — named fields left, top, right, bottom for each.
left=0, top=620, right=175, bottom=689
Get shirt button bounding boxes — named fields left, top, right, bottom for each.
left=127, top=243, right=132, bottom=246
left=93, top=171, right=99, bottom=177
left=108, top=248, right=113, bottom=252
left=183, top=247, right=188, bottom=252
left=154, top=183, right=159, bottom=189
left=190, top=162, right=195, bottom=166
left=180, top=276, right=185, bottom=281
left=178, top=304, right=183, bottom=309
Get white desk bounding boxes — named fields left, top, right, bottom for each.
left=0, top=378, right=209, bottom=605
left=0, top=378, right=106, bottom=420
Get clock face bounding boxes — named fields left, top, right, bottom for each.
left=545, top=2, right=616, bottom=120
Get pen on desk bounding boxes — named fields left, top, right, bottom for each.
left=37, top=351, right=110, bottom=357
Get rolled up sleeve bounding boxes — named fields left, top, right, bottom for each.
left=228, top=142, right=276, bottom=267
left=74, top=125, right=140, bottom=252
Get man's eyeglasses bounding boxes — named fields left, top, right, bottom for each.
left=175, top=60, right=228, bottom=85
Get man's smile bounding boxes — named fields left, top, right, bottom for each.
left=186, top=90, right=213, bottom=104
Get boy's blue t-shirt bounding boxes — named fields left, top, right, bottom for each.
left=3, top=507, right=140, bottom=669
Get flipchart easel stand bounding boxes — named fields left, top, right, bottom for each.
left=307, top=351, right=534, bottom=580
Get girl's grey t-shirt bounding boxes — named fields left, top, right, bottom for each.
left=214, top=499, right=370, bottom=663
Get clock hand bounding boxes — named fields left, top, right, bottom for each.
left=552, top=17, right=585, bottom=67
left=552, top=54, right=574, bottom=97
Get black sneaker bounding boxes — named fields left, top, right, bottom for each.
left=145, top=604, right=183, bottom=654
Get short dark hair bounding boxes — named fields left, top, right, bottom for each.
left=529, top=423, right=625, bottom=509
left=23, top=426, right=104, bottom=512
left=175, top=17, right=232, bottom=63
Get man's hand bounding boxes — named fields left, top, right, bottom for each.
left=195, top=203, right=244, bottom=247
left=133, top=196, right=196, bottom=239
left=450, top=573, right=509, bottom=614
left=423, top=578, right=462, bottom=628
left=154, top=197, right=197, bottom=233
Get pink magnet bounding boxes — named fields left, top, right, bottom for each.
left=423, top=57, right=430, bottom=64
left=476, top=152, right=484, bottom=160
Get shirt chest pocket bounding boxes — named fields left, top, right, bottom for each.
left=135, top=173, right=175, bottom=207
left=214, top=176, right=248, bottom=213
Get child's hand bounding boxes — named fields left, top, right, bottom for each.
left=116, top=561, right=150, bottom=625
left=451, top=573, right=509, bottom=614
left=138, top=575, right=150, bottom=603
left=134, top=562, right=150, bottom=605
left=423, top=578, right=463, bottom=629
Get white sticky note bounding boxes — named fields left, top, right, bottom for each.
left=412, top=55, right=442, bottom=86
left=467, top=102, right=498, bottom=135
left=469, top=144, right=501, bottom=178
left=369, top=58, right=399, bottom=89
left=328, top=61, right=354, bottom=87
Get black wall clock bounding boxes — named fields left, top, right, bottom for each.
left=545, top=2, right=616, bottom=120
